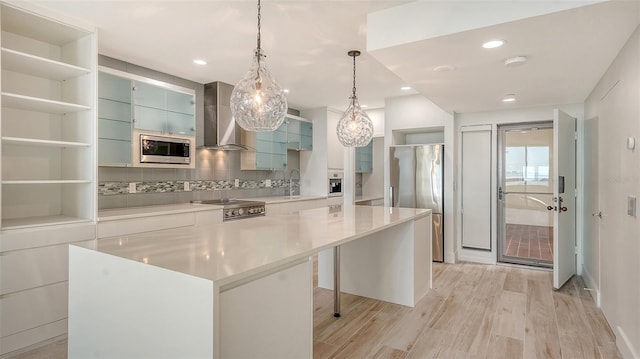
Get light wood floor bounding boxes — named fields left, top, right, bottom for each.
left=12, top=262, right=619, bottom=359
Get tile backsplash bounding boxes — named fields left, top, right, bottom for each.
left=99, top=149, right=301, bottom=209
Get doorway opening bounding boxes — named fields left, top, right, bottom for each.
left=498, top=122, right=554, bottom=268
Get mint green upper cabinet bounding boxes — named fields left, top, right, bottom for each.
left=255, top=123, right=287, bottom=170
left=241, top=121, right=288, bottom=170
left=132, top=80, right=195, bottom=136
left=98, top=72, right=132, bottom=166
left=286, top=117, right=313, bottom=151
left=355, top=141, right=373, bottom=173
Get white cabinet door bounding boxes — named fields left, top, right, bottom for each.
left=327, top=111, right=344, bottom=170
left=461, top=126, right=492, bottom=250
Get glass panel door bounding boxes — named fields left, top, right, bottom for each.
left=498, top=123, right=554, bottom=268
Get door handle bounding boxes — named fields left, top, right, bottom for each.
left=498, top=186, right=503, bottom=200
left=560, top=206, right=568, bottom=212
left=592, top=211, right=602, bottom=218
left=547, top=205, right=556, bottom=211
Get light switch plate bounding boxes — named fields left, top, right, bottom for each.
left=265, top=179, right=272, bottom=188
left=129, top=182, right=136, bottom=194
left=628, top=196, right=637, bottom=217
left=183, top=181, right=190, bottom=191
left=235, top=179, right=240, bottom=188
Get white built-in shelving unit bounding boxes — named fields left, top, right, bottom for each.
left=0, top=3, right=97, bottom=230
left=0, top=3, right=97, bottom=356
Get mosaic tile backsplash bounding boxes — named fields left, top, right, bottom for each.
left=98, top=149, right=302, bottom=209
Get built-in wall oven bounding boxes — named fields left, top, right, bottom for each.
left=328, top=171, right=343, bottom=197
left=138, top=134, right=191, bottom=165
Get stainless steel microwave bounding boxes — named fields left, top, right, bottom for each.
left=139, top=134, right=191, bottom=165
left=328, top=171, right=343, bottom=197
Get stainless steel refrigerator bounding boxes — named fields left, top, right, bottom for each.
left=389, top=144, right=444, bottom=262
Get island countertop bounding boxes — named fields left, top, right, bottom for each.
left=93, top=205, right=430, bottom=286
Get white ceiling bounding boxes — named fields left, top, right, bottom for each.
left=35, top=1, right=640, bottom=114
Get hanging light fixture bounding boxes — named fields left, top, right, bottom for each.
left=336, top=50, right=373, bottom=147
left=230, top=0, right=288, bottom=132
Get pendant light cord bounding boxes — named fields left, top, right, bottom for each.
left=255, top=0, right=262, bottom=82
left=256, top=0, right=261, bottom=51
left=351, top=53, right=357, bottom=100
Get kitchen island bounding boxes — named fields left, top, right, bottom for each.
left=68, top=205, right=431, bottom=359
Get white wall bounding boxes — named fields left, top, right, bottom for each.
left=584, top=25, right=640, bottom=359
left=299, top=108, right=329, bottom=197
left=365, top=108, right=385, bottom=137
left=383, top=94, right=456, bottom=263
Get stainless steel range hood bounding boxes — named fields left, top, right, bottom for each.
left=201, top=81, right=250, bottom=150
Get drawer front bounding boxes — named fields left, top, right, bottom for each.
left=0, top=282, right=68, bottom=337
left=0, top=240, right=94, bottom=295
left=98, top=212, right=195, bottom=238
left=0, top=223, right=96, bottom=252
left=0, top=319, right=67, bottom=356
left=194, top=210, right=223, bottom=226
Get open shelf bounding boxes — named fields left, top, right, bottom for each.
left=1, top=48, right=90, bottom=81
left=1, top=92, right=90, bottom=114
left=2, top=137, right=91, bottom=148
left=1, top=215, right=92, bottom=230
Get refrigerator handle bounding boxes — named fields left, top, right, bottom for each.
left=389, top=186, right=394, bottom=207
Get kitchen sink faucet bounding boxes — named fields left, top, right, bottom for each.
left=288, top=168, right=300, bottom=196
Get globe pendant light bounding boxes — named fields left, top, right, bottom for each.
left=230, top=0, right=288, bottom=132
left=336, top=50, right=373, bottom=147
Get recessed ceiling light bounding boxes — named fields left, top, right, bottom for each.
left=502, top=94, right=516, bottom=102
left=361, top=104, right=369, bottom=108
left=433, top=65, right=456, bottom=72
left=283, top=89, right=290, bottom=93
left=482, top=40, right=505, bottom=49
left=400, top=86, right=412, bottom=91
left=504, top=56, right=527, bottom=67
left=193, top=59, right=207, bottom=65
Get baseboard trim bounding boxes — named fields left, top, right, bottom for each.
left=616, top=326, right=639, bottom=359
left=581, top=267, right=601, bottom=307
left=457, top=253, right=496, bottom=265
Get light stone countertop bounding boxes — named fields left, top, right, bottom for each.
left=98, top=203, right=223, bottom=222
left=355, top=194, right=384, bottom=204
left=97, top=196, right=328, bottom=222
left=245, top=195, right=328, bottom=204
left=92, top=205, right=430, bottom=286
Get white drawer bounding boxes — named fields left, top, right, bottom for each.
left=0, top=319, right=66, bottom=356
left=0, top=222, right=96, bottom=252
left=0, top=282, right=68, bottom=337
left=0, top=240, right=94, bottom=295
left=98, top=212, right=195, bottom=238
left=194, top=209, right=223, bottom=226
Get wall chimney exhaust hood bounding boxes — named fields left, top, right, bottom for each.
left=202, top=81, right=250, bottom=150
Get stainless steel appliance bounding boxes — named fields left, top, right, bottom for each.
left=139, top=134, right=191, bottom=165
left=389, top=144, right=444, bottom=262
left=328, top=171, right=343, bottom=197
left=193, top=199, right=266, bottom=221
left=202, top=81, right=250, bottom=150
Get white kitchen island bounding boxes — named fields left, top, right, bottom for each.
left=68, top=205, right=431, bottom=359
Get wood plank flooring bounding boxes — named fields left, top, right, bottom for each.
left=11, top=262, right=620, bottom=359
left=313, top=262, right=621, bottom=359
